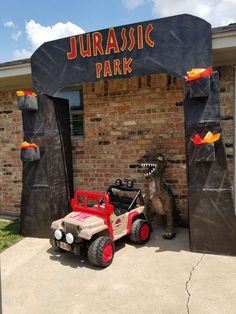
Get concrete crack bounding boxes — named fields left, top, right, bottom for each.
left=185, top=254, right=205, bottom=314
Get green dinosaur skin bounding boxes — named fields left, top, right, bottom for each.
left=137, top=151, right=176, bottom=239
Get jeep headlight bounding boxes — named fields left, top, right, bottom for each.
left=66, top=233, right=74, bottom=244
left=54, top=229, right=63, bottom=240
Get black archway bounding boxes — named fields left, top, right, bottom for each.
left=31, top=14, right=211, bottom=94
left=20, top=14, right=236, bottom=255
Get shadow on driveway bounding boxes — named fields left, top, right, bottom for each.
left=47, top=224, right=189, bottom=269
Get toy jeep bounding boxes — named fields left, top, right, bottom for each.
left=50, top=180, right=151, bottom=267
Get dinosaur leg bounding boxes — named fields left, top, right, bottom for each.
left=145, top=199, right=155, bottom=231
left=162, top=199, right=176, bottom=240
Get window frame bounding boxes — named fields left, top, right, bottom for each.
left=55, top=85, right=84, bottom=138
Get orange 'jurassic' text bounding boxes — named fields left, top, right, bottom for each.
left=67, top=23, right=155, bottom=79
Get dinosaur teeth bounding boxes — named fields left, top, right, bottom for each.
left=141, top=163, right=157, bottom=168
left=140, top=163, right=157, bottom=177
left=150, top=167, right=156, bottom=173
left=143, top=165, right=158, bottom=177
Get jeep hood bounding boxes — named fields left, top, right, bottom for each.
left=51, top=211, right=108, bottom=240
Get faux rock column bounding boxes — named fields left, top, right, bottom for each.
left=20, top=94, right=74, bottom=237
left=184, top=72, right=236, bottom=256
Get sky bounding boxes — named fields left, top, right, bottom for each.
left=1, top=0, right=236, bottom=63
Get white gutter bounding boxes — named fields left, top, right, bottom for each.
left=212, top=29, right=236, bottom=49
left=0, top=62, right=31, bottom=78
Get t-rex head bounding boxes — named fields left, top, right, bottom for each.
left=137, top=151, right=167, bottom=178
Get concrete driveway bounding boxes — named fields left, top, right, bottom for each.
left=1, top=225, right=236, bottom=314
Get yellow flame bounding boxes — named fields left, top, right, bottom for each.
left=187, top=68, right=206, bottom=78
left=16, top=91, right=25, bottom=96
left=203, top=131, right=220, bottom=143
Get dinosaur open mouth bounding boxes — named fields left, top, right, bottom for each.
left=140, top=163, right=157, bottom=177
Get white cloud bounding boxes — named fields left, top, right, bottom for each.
left=3, top=20, right=15, bottom=28
left=12, top=30, right=22, bottom=41
left=151, top=0, right=236, bottom=27
left=13, top=48, right=32, bottom=59
left=123, top=0, right=236, bottom=27
left=13, top=20, right=85, bottom=60
left=122, top=0, right=146, bottom=10
left=25, top=20, right=85, bottom=51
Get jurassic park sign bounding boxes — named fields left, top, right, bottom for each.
left=31, top=14, right=212, bottom=95
left=66, top=24, right=155, bottom=79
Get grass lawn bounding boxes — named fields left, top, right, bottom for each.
left=0, top=220, right=23, bottom=253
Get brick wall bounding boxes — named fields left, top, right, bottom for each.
left=0, top=90, right=23, bottom=214
left=215, top=66, right=234, bottom=183
left=72, top=68, right=234, bottom=219
left=0, top=66, right=234, bottom=218
left=73, top=74, right=186, bottom=218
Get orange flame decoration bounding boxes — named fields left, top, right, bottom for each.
left=20, top=141, right=38, bottom=149
left=191, top=132, right=221, bottom=145
left=16, top=90, right=37, bottom=97
left=185, top=66, right=212, bottom=81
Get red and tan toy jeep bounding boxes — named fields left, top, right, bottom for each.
left=50, top=180, right=151, bottom=267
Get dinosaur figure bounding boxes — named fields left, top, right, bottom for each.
left=137, top=151, right=176, bottom=239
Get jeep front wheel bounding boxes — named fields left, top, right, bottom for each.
left=50, top=231, right=63, bottom=252
left=129, top=219, right=151, bottom=244
left=88, top=236, right=114, bottom=267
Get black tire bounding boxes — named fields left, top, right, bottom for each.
left=88, top=236, right=114, bottom=267
left=129, top=219, right=151, bottom=244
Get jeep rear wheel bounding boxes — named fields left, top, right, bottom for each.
left=129, top=219, right=151, bottom=244
left=88, top=236, right=114, bottom=267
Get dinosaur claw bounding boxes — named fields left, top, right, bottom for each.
left=162, top=231, right=176, bottom=240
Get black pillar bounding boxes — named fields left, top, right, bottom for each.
left=20, top=94, right=74, bottom=237
left=184, top=72, right=236, bottom=256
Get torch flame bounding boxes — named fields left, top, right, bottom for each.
left=20, top=141, right=38, bottom=149
left=191, top=131, right=220, bottom=144
left=185, top=66, right=212, bottom=81
left=16, top=90, right=37, bottom=97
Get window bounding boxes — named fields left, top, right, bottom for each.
left=55, top=86, right=84, bottom=137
